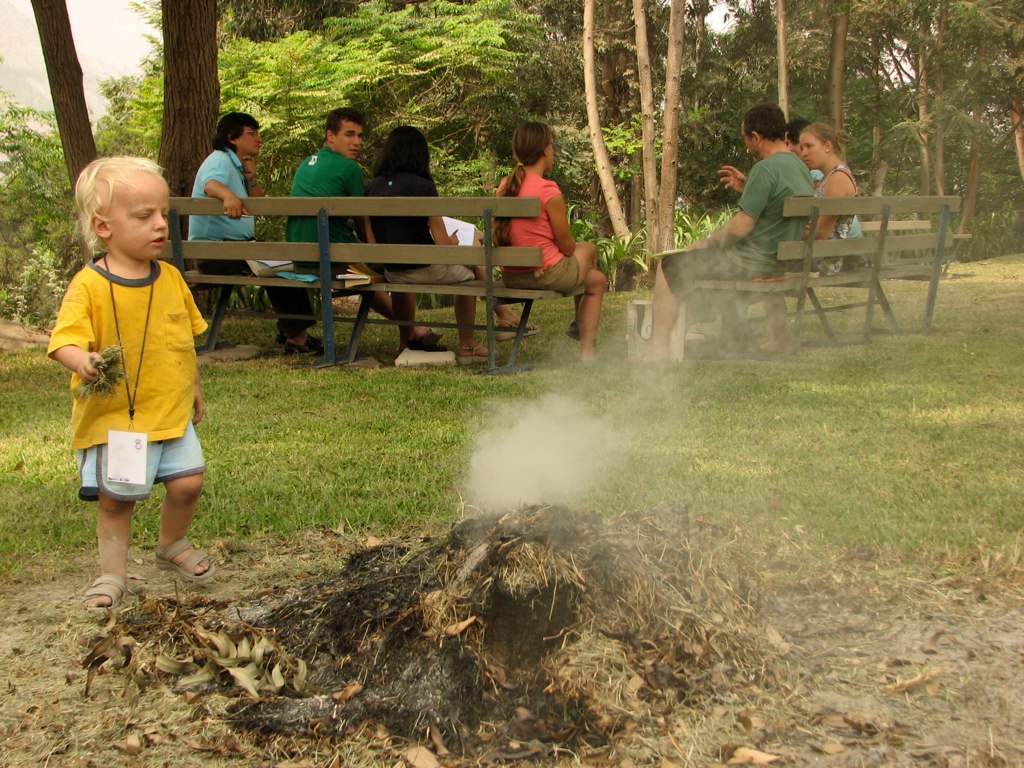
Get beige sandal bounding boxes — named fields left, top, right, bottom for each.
left=83, top=573, right=128, bottom=611
left=456, top=344, right=489, bottom=366
left=155, top=538, right=216, bottom=582
left=495, top=319, right=539, bottom=342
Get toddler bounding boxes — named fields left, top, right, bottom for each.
left=48, top=156, right=215, bottom=610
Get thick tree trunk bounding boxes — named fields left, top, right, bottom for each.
left=827, top=3, right=848, bottom=130
left=655, top=0, right=686, bottom=255
left=159, top=0, right=220, bottom=199
left=776, top=0, right=789, bottom=119
left=1012, top=94, right=1024, bottom=183
left=583, top=0, right=629, bottom=241
left=632, top=0, right=661, bottom=260
left=30, top=0, right=96, bottom=188
left=959, top=103, right=981, bottom=246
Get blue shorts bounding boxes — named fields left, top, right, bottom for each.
left=76, top=421, right=206, bottom=502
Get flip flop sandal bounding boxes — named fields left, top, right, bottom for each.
left=495, top=320, right=539, bottom=342
left=83, top=573, right=128, bottom=611
left=407, top=336, right=448, bottom=352
left=456, top=345, right=490, bottom=366
left=155, top=538, right=217, bottom=582
left=411, top=329, right=444, bottom=346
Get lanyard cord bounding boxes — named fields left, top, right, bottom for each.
left=104, top=258, right=155, bottom=425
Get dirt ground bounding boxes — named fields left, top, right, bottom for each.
left=1, top=519, right=1021, bottom=768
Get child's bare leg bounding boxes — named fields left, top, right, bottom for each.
left=158, top=473, right=210, bottom=577
left=87, top=493, right=134, bottom=608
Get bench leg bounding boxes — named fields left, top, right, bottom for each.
left=313, top=292, right=372, bottom=368
left=485, top=300, right=534, bottom=375
left=195, top=286, right=232, bottom=354
left=804, top=288, right=836, bottom=347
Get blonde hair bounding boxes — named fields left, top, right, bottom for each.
left=75, top=156, right=166, bottom=255
left=801, top=122, right=848, bottom=161
left=494, top=122, right=554, bottom=247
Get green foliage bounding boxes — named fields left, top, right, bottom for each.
left=673, top=208, right=734, bottom=250
left=0, top=93, right=78, bottom=324
left=965, top=205, right=1024, bottom=262
left=0, top=245, right=69, bottom=328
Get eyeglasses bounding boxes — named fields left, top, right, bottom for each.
left=241, top=129, right=261, bottom=137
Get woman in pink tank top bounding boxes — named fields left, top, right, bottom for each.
left=494, top=122, right=606, bottom=362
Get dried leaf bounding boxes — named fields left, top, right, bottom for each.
left=727, top=747, right=781, bottom=765
left=889, top=671, right=936, bottom=693
left=114, top=734, right=143, bottom=755
left=406, top=746, right=440, bottom=768
left=818, top=742, right=846, bottom=755
left=228, top=666, right=261, bottom=699
left=764, top=625, right=790, bottom=654
left=921, top=631, right=944, bottom=654
left=331, top=682, right=363, bottom=703
left=428, top=723, right=451, bottom=756
left=365, top=535, right=384, bottom=548
left=443, top=615, right=476, bottom=637
left=737, top=712, right=765, bottom=730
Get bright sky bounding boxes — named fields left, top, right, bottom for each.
left=1, top=0, right=157, bottom=114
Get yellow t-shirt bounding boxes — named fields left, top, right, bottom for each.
left=47, top=260, right=208, bottom=449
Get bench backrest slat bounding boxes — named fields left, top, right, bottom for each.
left=167, top=241, right=543, bottom=268
left=777, top=232, right=941, bottom=262
left=782, top=195, right=961, bottom=217
left=168, top=196, right=541, bottom=218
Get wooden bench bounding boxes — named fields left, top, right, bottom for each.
left=165, top=196, right=581, bottom=374
left=680, top=195, right=961, bottom=355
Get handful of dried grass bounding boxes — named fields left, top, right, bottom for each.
left=75, top=345, right=126, bottom=397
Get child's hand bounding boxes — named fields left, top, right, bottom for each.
left=192, top=376, right=205, bottom=425
left=77, top=353, right=104, bottom=382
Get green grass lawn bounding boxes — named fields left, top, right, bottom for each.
left=2, top=255, right=1022, bottom=580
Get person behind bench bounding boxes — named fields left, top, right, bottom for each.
left=646, top=103, right=814, bottom=359
left=285, top=107, right=441, bottom=354
left=189, top=112, right=322, bottom=355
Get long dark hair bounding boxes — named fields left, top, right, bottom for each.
left=494, top=121, right=553, bottom=246
left=373, top=125, right=433, bottom=181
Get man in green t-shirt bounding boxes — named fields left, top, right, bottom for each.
left=285, top=108, right=443, bottom=353
left=647, top=103, right=814, bottom=359
left=286, top=107, right=368, bottom=245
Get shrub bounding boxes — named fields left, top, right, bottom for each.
left=0, top=245, right=69, bottom=329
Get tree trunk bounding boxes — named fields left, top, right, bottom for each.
left=30, top=0, right=96, bottom=188
left=915, top=47, right=932, bottom=195
left=632, top=0, right=661, bottom=260
left=827, top=2, right=848, bottom=130
left=583, top=0, right=630, bottom=241
left=654, top=0, right=686, bottom=255
left=932, top=0, right=947, bottom=196
left=159, top=0, right=220, bottom=199
left=776, top=0, right=789, bottom=119
left=959, top=102, right=981, bottom=246
left=1012, top=93, right=1024, bottom=183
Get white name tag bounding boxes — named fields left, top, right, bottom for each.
left=107, top=430, right=148, bottom=485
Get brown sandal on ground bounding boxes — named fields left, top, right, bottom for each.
left=83, top=573, right=128, bottom=611
left=155, top=538, right=217, bottom=582
left=456, top=344, right=489, bottom=366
